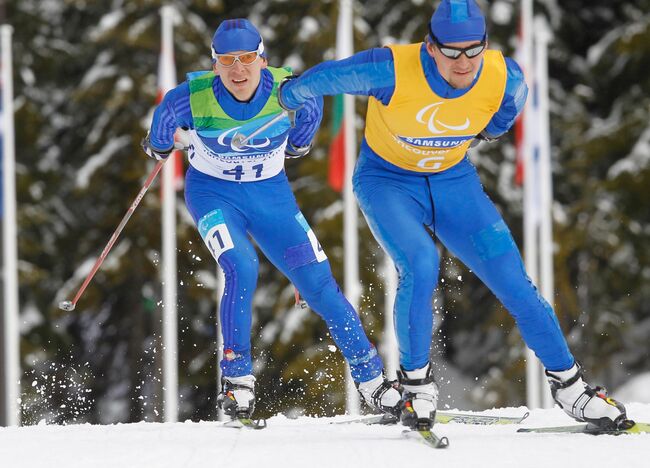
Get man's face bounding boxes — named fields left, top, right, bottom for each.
left=426, top=38, right=486, bottom=90
left=213, top=50, right=267, bottom=102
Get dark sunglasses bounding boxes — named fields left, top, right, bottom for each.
left=428, top=27, right=486, bottom=60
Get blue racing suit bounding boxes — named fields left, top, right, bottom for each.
left=280, top=45, right=574, bottom=372
left=149, top=67, right=384, bottom=381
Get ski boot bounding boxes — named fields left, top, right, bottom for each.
left=217, top=374, right=256, bottom=419
left=397, top=362, right=439, bottom=430
left=546, top=362, right=634, bottom=431
left=356, top=374, right=402, bottom=417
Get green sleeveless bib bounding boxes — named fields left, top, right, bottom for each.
left=188, top=67, right=291, bottom=131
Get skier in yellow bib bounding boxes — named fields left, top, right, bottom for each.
left=279, top=0, right=631, bottom=431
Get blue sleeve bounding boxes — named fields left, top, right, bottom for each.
left=281, top=48, right=396, bottom=109
left=483, top=57, right=528, bottom=138
left=149, top=82, right=194, bottom=151
left=289, top=96, right=324, bottom=148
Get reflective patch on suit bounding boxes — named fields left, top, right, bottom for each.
left=347, top=346, right=378, bottom=366
left=471, top=220, right=517, bottom=261
left=198, top=209, right=234, bottom=260
left=294, top=212, right=327, bottom=263
left=285, top=242, right=318, bottom=270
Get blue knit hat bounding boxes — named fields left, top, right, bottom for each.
left=211, top=19, right=266, bottom=57
left=430, top=0, right=486, bottom=44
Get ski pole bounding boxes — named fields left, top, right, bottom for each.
left=59, top=144, right=182, bottom=311
left=231, top=111, right=289, bottom=149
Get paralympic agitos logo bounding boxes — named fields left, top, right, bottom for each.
left=416, top=102, right=470, bottom=134
left=217, top=126, right=271, bottom=152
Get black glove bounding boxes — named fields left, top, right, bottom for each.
left=278, top=75, right=302, bottom=128
left=470, top=130, right=500, bottom=148
left=141, top=134, right=173, bottom=160
left=285, top=142, right=312, bottom=159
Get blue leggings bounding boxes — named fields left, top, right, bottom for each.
left=184, top=166, right=383, bottom=381
left=353, top=145, right=574, bottom=372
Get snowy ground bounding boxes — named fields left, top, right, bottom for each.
left=1, top=404, right=649, bottom=468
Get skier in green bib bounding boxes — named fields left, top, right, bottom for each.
left=142, top=18, right=401, bottom=420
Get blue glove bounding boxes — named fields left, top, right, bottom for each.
left=285, top=142, right=312, bottom=159
left=288, top=96, right=323, bottom=149
left=141, top=134, right=173, bottom=160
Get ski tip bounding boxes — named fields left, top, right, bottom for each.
left=241, top=418, right=267, bottom=430
left=436, top=435, right=450, bottom=449
left=403, top=429, right=450, bottom=449
left=223, top=417, right=267, bottom=430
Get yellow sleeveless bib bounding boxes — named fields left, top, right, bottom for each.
left=364, top=44, right=506, bottom=172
